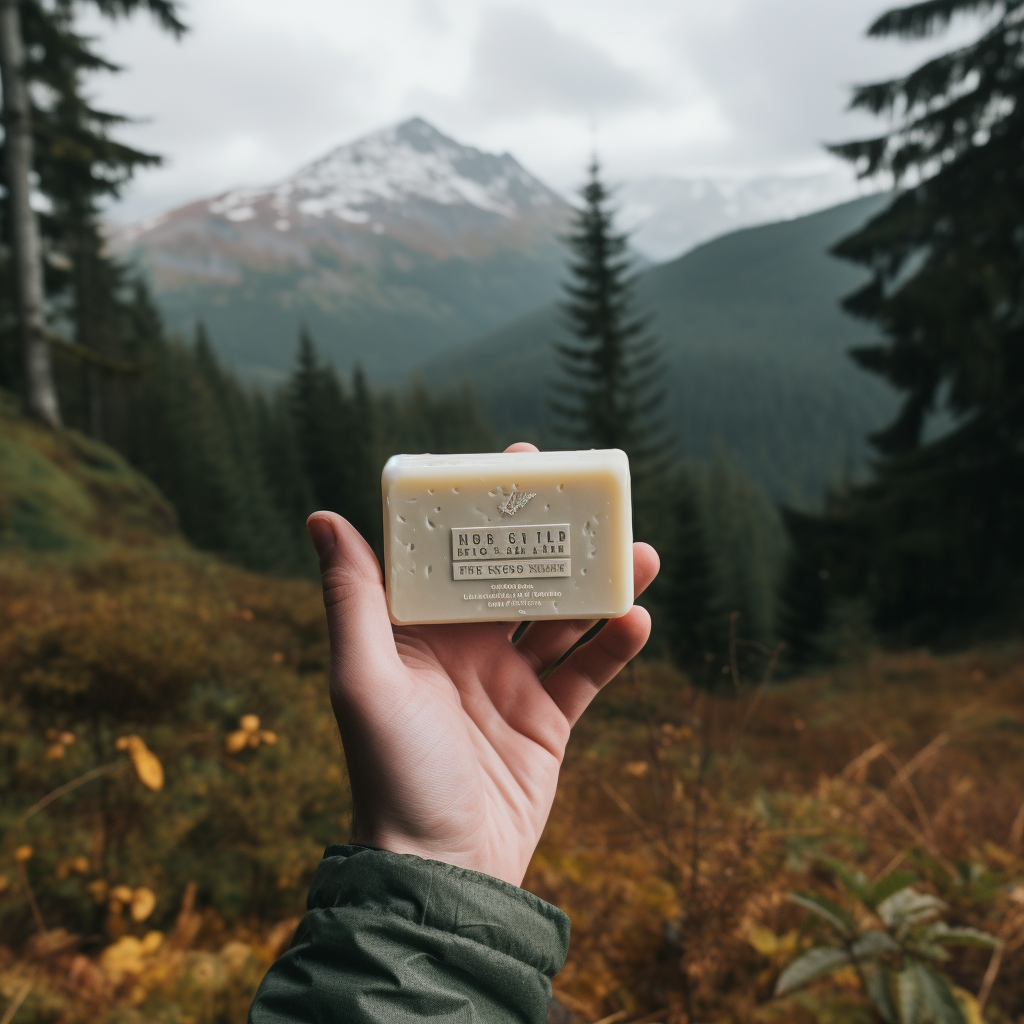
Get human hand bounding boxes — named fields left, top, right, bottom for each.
left=306, top=442, right=659, bottom=887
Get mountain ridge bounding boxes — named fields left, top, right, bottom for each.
left=417, top=194, right=897, bottom=504
left=111, top=117, right=574, bottom=382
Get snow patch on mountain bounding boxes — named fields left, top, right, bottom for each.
left=206, top=117, right=557, bottom=227
left=619, top=170, right=880, bottom=262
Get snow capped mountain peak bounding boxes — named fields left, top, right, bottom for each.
left=207, top=117, right=560, bottom=229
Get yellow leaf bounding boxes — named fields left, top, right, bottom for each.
left=953, top=987, right=983, bottom=1024
left=14, top=845, right=33, bottom=863
left=240, top=714, right=260, bottom=733
left=622, top=761, right=649, bottom=778
left=126, top=739, right=164, bottom=791
left=748, top=926, right=780, bottom=955
left=71, top=855, right=89, bottom=874
left=0, top=874, right=9, bottom=894
left=111, top=884, right=134, bottom=904
left=87, top=879, right=109, bottom=903
left=141, top=930, right=164, bottom=954
left=225, top=730, right=249, bottom=754
left=46, top=743, right=65, bottom=761
left=101, top=935, right=145, bottom=984
left=60, top=731, right=76, bottom=746
left=259, top=730, right=278, bottom=745
left=115, top=735, right=133, bottom=751
left=130, top=887, right=156, bottom=922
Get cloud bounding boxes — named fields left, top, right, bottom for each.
left=463, top=6, right=656, bottom=117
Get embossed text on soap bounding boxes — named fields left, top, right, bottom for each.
left=452, top=559, right=572, bottom=580
left=451, top=524, right=571, bottom=561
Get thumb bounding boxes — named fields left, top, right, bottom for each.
left=307, top=512, right=398, bottom=690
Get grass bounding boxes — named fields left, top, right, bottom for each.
left=0, top=394, right=180, bottom=557
left=1, top=544, right=1023, bottom=1023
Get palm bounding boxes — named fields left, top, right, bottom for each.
left=383, top=623, right=568, bottom=883
left=312, top=445, right=658, bottom=887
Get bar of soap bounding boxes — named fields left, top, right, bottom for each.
left=381, top=449, right=633, bottom=625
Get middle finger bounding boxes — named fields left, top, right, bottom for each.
left=515, top=541, right=660, bottom=671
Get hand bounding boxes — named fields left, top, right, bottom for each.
left=306, top=442, right=659, bottom=887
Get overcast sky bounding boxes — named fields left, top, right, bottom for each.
left=82, top=0, right=972, bottom=223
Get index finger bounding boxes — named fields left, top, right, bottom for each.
left=504, top=441, right=539, bottom=453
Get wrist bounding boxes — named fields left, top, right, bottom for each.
left=349, top=829, right=527, bottom=887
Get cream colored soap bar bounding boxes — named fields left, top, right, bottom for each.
left=381, top=449, right=633, bottom=625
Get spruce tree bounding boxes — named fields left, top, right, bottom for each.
left=290, top=328, right=378, bottom=545
left=552, top=158, right=664, bottom=472
left=553, top=158, right=715, bottom=665
left=783, top=0, right=1024, bottom=645
left=0, top=0, right=184, bottom=425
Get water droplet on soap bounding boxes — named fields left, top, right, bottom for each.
left=557, top=483, right=564, bottom=491
left=433, top=506, right=440, bottom=513
left=452, top=487, right=459, bottom=494
left=427, top=488, right=434, bottom=495
left=397, top=515, right=406, bottom=524
left=580, top=567, right=587, bottom=575
left=425, top=518, right=436, bottom=531
left=406, top=497, right=417, bottom=503
left=544, top=503, right=550, bottom=511
left=407, top=542, right=415, bottom=551
left=426, top=565, right=433, bottom=576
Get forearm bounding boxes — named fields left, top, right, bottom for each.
left=249, top=845, right=569, bottom=1024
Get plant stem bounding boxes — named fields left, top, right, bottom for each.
left=17, top=762, right=122, bottom=826
left=16, top=862, right=44, bottom=934
left=0, top=983, right=31, bottom=1024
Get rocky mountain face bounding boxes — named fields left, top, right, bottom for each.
left=113, top=118, right=574, bottom=382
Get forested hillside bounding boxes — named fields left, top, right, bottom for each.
left=421, top=194, right=895, bottom=503
left=112, top=118, right=573, bottom=384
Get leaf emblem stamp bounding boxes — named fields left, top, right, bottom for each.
left=497, top=489, right=537, bottom=517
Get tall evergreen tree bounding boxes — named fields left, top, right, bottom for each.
left=782, top=0, right=1024, bottom=646
left=290, top=328, right=378, bottom=546
left=552, top=158, right=664, bottom=473
left=552, top=158, right=716, bottom=663
left=0, top=0, right=184, bottom=425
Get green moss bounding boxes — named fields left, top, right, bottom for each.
left=0, top=391, right=181, bottom=555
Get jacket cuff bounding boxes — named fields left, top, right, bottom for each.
left=250, top=844, right=569, bottom=1024
left=310, top=844, right=570, bottom=978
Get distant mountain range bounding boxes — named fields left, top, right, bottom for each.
left=618, top=171, right=876, bottom=262
left=418, top=195, right=897, bottom=504
left=111, top=117, right=574, bottom=383
left=113, top=117, right=899, bottom=501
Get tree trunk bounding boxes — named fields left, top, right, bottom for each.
left=0, top=0, right=60, bottom=426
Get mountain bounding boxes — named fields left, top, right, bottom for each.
left=417, top=194, right=897, bottom=504
left=618, top=171, right=878, bottom=262
left=112, top=118, right=574, bottom=382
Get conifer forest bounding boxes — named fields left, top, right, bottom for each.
left=3, top=1, right=1024, bottom=1022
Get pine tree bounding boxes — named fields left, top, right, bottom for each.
left=289, top=328, right=378, bottom=545
left=552, top=158, right=717, bottom=665
left=552, top=158, right=664, bottom=473
left=782, top=0, right=1024, bottom=645
left=0, top=0, right=184, bottom=425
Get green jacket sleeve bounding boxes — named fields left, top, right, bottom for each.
left=249, top=844, right=571, bottom=1024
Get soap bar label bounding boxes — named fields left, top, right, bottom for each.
left=451, top=524, right=570, bottom=561
left=453, top=559, right=571, bottom=580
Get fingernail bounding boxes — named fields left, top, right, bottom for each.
left=307, top=516, right=336, bottom=559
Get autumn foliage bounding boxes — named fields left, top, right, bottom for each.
left=2, top=550, right=1024, bottom=1022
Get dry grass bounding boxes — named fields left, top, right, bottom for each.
left=2, top=550, right=1024, bottom=1023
